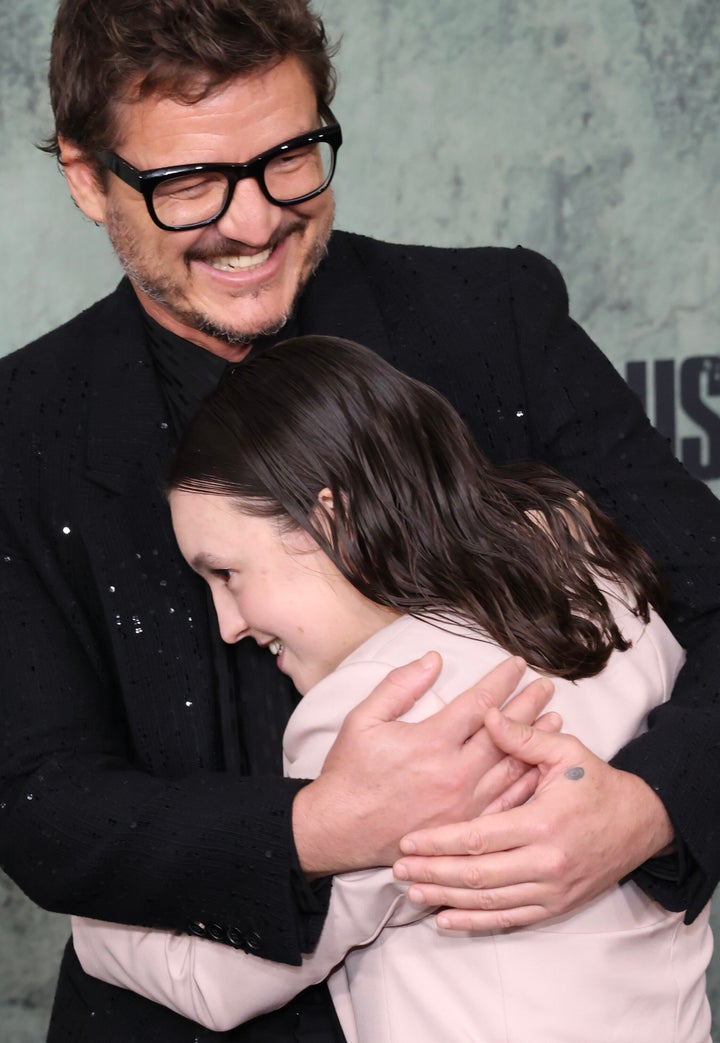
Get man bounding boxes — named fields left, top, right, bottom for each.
left=0, top=1, right=718, bottom=1040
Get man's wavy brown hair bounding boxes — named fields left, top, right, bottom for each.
left=169, top=335, right=666, bottom=681
left=43, top=0, right=337, bottom=158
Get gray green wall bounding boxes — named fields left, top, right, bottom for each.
left=1, top=1, right=718, bottom=1038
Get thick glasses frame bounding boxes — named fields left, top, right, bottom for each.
left=94, top=108, right=342, bottom=232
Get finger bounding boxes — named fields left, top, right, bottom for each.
left=469, top=711, right=563, bottom=814
left=409, top=879, right=543, bottom=914
left=436, top=904, right=549, bottom=931
left=395, top=833, right=542, bottom=889
left=533, top=710, right=563, bottom=733
left=482, top=706, right=577, bottom=769
left=350, top=651, right=443, bottom=725
left=419, top=656, right=527, bottom=746
left=480, top=766, right=541, bottom=815
left=469, top=748, right=539, bottom=812
left=399, top=801, right=535, bottom=857
left=461, top=677, right=554, bottom=760
left=476, top=675, right=556, bottom=738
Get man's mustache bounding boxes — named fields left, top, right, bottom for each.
left=185, top=220, right=307, bottom=264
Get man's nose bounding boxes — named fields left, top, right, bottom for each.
left=214, top=176, right=285, bottom=247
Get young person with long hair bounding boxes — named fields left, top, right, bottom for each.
left=72, top=336, right=712, bottom=1041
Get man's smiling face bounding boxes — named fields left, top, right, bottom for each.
left=69, top=56, right=335, bottom=360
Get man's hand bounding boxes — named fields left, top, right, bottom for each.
left=292, top=655, right=557, bottom=876
left=394, top=708, right=675, bottom=929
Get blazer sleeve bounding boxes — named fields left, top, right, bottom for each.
left=71, top=660, right=432, bottom=1033
left=508, top=248, right=720, bottom=919
left=72, top=869, right=422, bottom=1033
left=0, top=510, right=324, bottom=966
left=0, top=288, right=332, bottom=967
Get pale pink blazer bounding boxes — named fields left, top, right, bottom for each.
left=73, top=593, right=713, bottom=1042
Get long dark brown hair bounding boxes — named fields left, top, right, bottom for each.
left=169, top=335, right=664, bottom=680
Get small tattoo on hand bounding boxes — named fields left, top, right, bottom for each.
left=564, top=767, right=585, bottom=781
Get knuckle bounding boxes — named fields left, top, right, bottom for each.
left=474, top=689, right=497, bottom=714
left=500, top=756, right=526, bottom=784
left=560, top=732, right=584, bottom=758
left=440, top=765, right=467, bottom=797
left=532, top=817, right=555, bottom=844
left=493, top=909, right=520, bottom=930
left=464, top=864, right=489, bottom=890
left=342, top=701, right=363, bottom=724
left=463, top=829, right=487, bottom=856
left=544, top=846, right=571, bottom=878
left=493, top=788, right=526, bottom=813
left=494, top=796, right=514, bottom=814
left=544, top=885, right=573, bottom=916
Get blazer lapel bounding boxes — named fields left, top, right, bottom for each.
left=84, top=279, right=174, bottom=495
left=77, top=282, right=220, bottom=771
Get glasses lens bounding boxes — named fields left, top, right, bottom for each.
left=264, top=140, right=335, bottom=203
left=152, top=171, right=230, bottom=229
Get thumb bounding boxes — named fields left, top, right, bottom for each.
left=484, top=706, right=570, bottom=770
left=351, top=651, right=443, bottom=726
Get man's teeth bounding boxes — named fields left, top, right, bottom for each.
left=268, top=639, right=283, bottom=656
left=208, top=247, right=272, bottom=272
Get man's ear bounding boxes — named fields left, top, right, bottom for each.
left=57, top=136, right=108, bottom=225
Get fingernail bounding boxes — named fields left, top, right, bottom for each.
left=437, top=914, right=450, bottom=929
left=512, top=656, right=526, bottom=671
left=394, top=862, right=409, bottom=880
left=408, top=886, right=427, bottom=904
left=400, top=838, right=416, bottom=854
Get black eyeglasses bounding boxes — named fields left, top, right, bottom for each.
left=94, top=108, right=342, bottom=231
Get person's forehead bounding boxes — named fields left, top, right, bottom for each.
left=110, top=57, right=320, bottom=163
left=171, top=490, right=265, bottom=534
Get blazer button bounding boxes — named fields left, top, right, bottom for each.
left=245, top=930, right=261, bottom=950
left=188, top=921, right=207, bottom=937
left=207, top=923, right=225, bottom=941
left=226, top=927, right=244, bottom=949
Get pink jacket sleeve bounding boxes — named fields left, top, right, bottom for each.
left=72, top=659, right=435, bottom=1032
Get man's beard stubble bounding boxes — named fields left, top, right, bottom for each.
left=104, top=204, right=332, bottom=347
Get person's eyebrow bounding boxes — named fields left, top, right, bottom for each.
left=188, top=552, right=226, bottom=574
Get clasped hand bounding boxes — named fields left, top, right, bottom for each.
left=295, top=653, right=674, bottom=928
left=394, top=708, right=675, bottom=929
left=293, top=654, right=556, bottom=876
